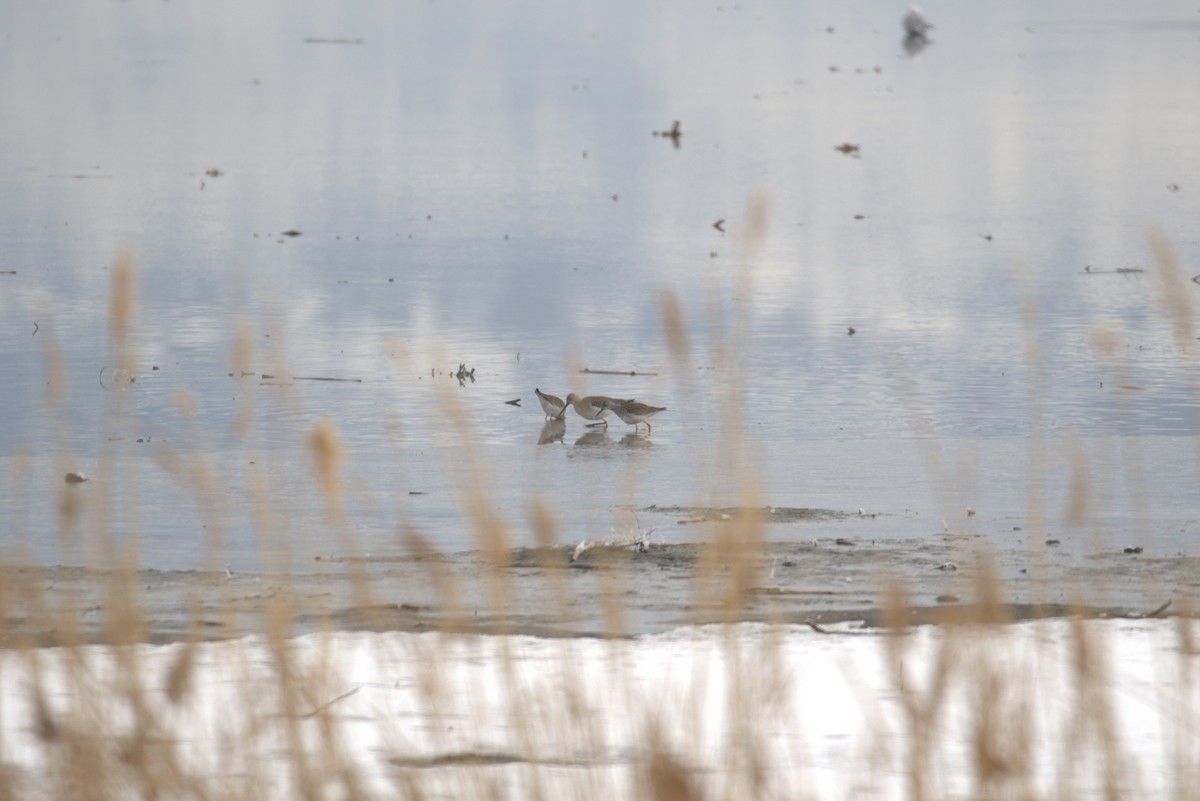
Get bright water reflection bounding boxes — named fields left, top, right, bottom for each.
left=2, top=0, right=1199, bottom=569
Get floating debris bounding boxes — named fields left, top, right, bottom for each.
left=712, top=218, right=726, bottom=233
left=1123, top=546, right=1144, bottom=554
left=936, top=593, right=960, bottom=604
left=571, top=540, right=594, bottom=562
left=204, top=168, right=223, bottom=177
left=504, top=398, right=521, bottom=407
left=1082, top=265, right=1144, bottom=275
left=834, top=143, right=860, bottom=155
left=1142, top=599, right=1171, bottom=618
left=652, top=120, right=682, bottom=148
left=64, top=472, right=88, bottom=485
left=292, top=376, right=363, bottom=383
left=281, top=230, right=302, bottom=237
left=580, top=368, right=659, bottom=376
left=1046, top=539, right=1061, bottom=546
left=99, top=366, right=136, bottom=390
left=936, top=562, right=957, bottom=571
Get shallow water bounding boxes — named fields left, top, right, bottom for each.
left=2, top=0, right=1199, bottom=584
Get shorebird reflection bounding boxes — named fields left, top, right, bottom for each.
left=538, top=418, right=566, bottom=445
left=573, top=431, right=613, bottom=448
left=902, top=32, right=930, bottom=57
left=571, top=430, right=653, bottom=449
left=901, top=5, right=933, bottom=56
left=619, top=432, right=652, bottom=449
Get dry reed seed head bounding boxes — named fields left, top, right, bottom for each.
left=1147, top=228, right=1193, bottom=348
left=734, top=192, right=771, bottom=252
left=1091, top=326, right=1120, bottom=360
left=644, top=739, right=702, bottom=801
left=1177, top=614, right=1197, bottom=656
left=164, top=642, right=195, bottom=704
left=882, top=580, right=912, bottom=633
left=526, top=499, right=559, bottom=549
left=659, top=289, right=692, bottom=364
left=40, top=327, right=69, bottom=407
left=232, top=321, right=255, bottom=372
left=969, top=553, right=1009, bottom=626
left=33, top=684, right=60, bottom=742
left=108, top=252, right=136, bottom=345
left=308, top=419, right=344, bottom=500
left=171, top=388, right=197, bottom=419
left=1062, top=434, right=1090, bottom=525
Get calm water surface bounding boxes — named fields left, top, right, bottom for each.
left=2, top=0, right=1199, bottom=571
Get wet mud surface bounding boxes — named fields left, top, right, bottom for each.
left=2, top=506, right=1188, bottom=646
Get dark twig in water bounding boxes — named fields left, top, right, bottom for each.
left=580, top=368, right=659, bottom=376
left=505, top=398, right=521, bottom=406
left=302, top=686, right=360, bottom=718
left=1144, top=599, right=1172, bottom=618
left=1082, top=265, right=1144, bottom=275
left=292, top=376, right=364, bottom=383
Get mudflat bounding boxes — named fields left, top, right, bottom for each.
left=2, top=506, right=1183, bottom=646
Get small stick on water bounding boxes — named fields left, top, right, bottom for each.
left=580, top=368, right=659, bottom=376
left=292, top=376, right=364, bottom=383
left=505, top=398, right=521, bottom=406
left=1145, top=599, right=1172, bottom=618
left=303, top=686, right=361, bottom=718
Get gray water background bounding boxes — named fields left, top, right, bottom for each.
left=2, top=0, right=1199, bottom=574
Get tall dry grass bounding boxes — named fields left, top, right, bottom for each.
left=1, top=228, right=1198, bottom=800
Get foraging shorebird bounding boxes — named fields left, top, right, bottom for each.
left=902, top=5, right=933, bottom=39
left=534, top=388, right=567, bottom=420
left=600, top=398, right=667, bottom=433
left=565, top=393, right=627, bottom=428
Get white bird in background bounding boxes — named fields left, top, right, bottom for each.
left=902, top=5, right=934, bottom=40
